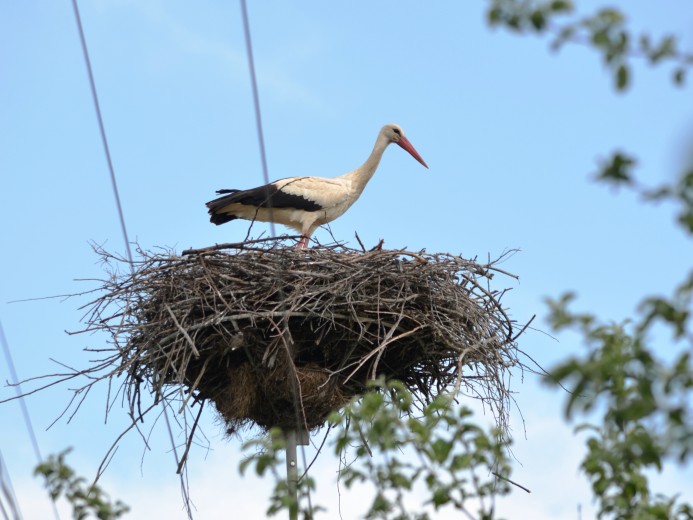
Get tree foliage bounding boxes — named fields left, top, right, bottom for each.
left=240, top=379, right=512, bottom=519
left=542, top=143, right=693, bottom=518
left=35, top=448, right=129, bottom=520
left=330, top=380, right=511, bottom=520
left=487, top=0, right=693, bottom=90
left=545, top=290, right=693, bottom=518
left=489, top=1, right=693, bottom=518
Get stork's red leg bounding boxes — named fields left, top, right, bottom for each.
left=296, top=235, right=309, bottom=249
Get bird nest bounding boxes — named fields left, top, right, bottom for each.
left=70, top=238, right=525, bottom=441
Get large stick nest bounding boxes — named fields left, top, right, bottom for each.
left=79, top=238, right=525, bottom=436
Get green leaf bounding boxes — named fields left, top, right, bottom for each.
left=596, top=152, right=636, bottom=184
left=430, top=439, right=453, bottom=463
left=488, top=7, right=501, bottom=25
left=616, top=63, right=629, bottom=90
left=370, top=492, right=392, bottom=514
left=679, top=211, right=693, bottom=233
left=550, top=1, right=573, bottom=13
left=450, top=453, right=473, bottom=470
left=596, top=8, right=625, bottom=25
left=530, top=10, right=546, bottom=31
left=650, top=35, right=677, bottom=63
left=432, top=487, right=451, bottom=508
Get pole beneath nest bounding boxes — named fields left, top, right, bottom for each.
left=285, top=428, right=309, bottom=520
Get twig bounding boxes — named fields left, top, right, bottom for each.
left=492, top=471, right=531, bottom=494
left=177, top=403, right=205, bottom=474
left=181, top=235, right=302, bottom=255
left=354, top=232, right=366, bottom=252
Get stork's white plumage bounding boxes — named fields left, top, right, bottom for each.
left=207, top=123, right=428, bottom=248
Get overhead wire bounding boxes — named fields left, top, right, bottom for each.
left=0, top=320, right=42, bottom=467
left=239, top=0, right=277, bottom=238
left=69, top=0, right=132, bottom=265
left=238, top=2, right=314, bottom=517
left=0, top=319, right=60, bottom=520
left=0, top=449, right=22, bottom=520
left=68, top=1, right=191, bottom=515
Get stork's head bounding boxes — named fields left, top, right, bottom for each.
left=382, top=123, right=429, bottom=169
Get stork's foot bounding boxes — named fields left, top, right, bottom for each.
left=296, top=235, right=310, bottom=249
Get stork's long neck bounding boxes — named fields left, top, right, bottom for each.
left=343, top=132, right=391, bottom=195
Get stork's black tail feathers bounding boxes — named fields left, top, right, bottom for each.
left=206, top=189, right=242, bottom=225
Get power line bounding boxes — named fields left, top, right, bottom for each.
left=69, top=1, right=188, bottom=514
left=0, top=320, right=42, bottom=464
left=0, top=318, right=61, bottom=520
left=69, top=0, right=132, bottom=264
left=239, top=0, right=277, bottom=240
left=0, top=450, right=22, bottom=520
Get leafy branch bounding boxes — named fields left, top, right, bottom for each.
left=240, top=380, right=515, bottom=519
left=544, top=289, right=693, bottom=518
left=35, top=448, right=129, bottom=520
left=331, top=380, right=513, bottom=520
left=487, top=0, right=693, bottom=90
left=595, top=151, right=693, bottom=235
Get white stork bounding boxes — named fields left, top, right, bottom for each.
left=207, top=123, right=428, bottom=248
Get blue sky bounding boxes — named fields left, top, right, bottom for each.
left=1, top=1, right=692, bottom=518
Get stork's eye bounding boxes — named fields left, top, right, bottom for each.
left=393, top=128, right=401, bottom=136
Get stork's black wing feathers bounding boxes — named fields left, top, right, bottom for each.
left=206, top=180, right=324, bottom=225
left=207, top=183, right=323, bottom=211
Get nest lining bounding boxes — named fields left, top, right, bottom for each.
left=78, top=238, right=523, bottom=435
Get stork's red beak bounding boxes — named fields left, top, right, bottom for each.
left=396, top=136, right=429, bottom=169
